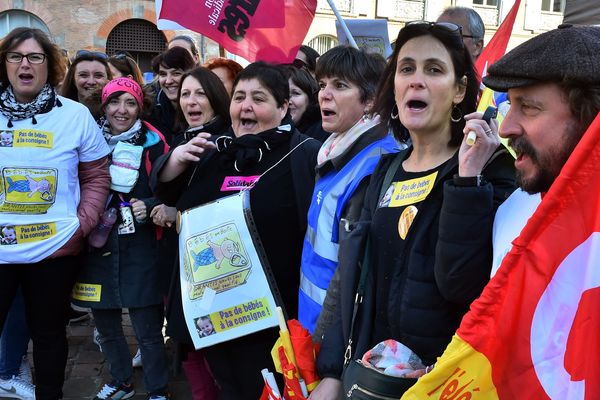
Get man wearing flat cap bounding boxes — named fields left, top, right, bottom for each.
left=483, top=24, right=600, bottom=275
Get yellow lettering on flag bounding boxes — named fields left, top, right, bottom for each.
left=72, top=283, right=102, bottom=302
left=389, top=171, right=437, bottom=207
left=402, top=335, right=499, bottom=399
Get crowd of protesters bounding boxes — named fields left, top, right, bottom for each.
left=0, top=4, right=598, bottom=400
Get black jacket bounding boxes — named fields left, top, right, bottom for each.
left=312, top=123, right=400, bottom=340
left=147, top=90, right=177, bottom=146
left=317, top=145, right=516, bottom=378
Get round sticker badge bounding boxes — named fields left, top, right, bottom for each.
left=398, top=205, right=418, bottom=240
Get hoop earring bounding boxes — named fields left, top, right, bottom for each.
left=391, top=104, right=399, bottom=120
left=450, top=104, right=463, bottom=123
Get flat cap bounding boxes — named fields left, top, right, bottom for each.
left=483, top=24, right=600, bottom=92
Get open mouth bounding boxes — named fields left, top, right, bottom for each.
left=322, top=109, right=336, bottom=117
left=240, top=118, right=257, bottom=130
left=407, top=100, right=427, bottom=110
left=19, top=73, right=33, bottom=83
left=509, top=138, right=536, bottom=166
left=188, top=111, right=203, bottom=119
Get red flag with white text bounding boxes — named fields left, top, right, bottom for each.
left=402, top=111, right=600, bottom=399
left=156, top=0, right=317, bottom=63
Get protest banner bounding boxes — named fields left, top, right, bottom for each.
left=156, top=0, right=317, bottom=63
left=178, top=192, right=280, bottom=349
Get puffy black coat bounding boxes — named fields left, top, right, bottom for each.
left=317, top=146, right=516, bottom=378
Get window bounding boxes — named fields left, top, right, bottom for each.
left=106, top=19, right=167, bottom=73
left=0, top=10, right=50, bottom=38
left=473, top=0, right=498, bottom=5
left=317, top=0, right=353, bottom=13
left=542, top=0, right=565, bottom=13
left=307, top=35, right=339, bottom=55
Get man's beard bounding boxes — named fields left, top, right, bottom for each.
left=509, top=122, right=583, bottom=195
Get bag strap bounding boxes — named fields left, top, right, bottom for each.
left=378, top=152, right=404, bottom=208
left=344, top=153, right=403, bottom=365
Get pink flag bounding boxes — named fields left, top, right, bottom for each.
left=157, top=0, right=317, bottom=63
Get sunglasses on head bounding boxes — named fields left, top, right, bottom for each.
left=112, top=52, right=135, bottom=61
left=75, top=50, right=108, bottom=60
left=286, top=58, right=309, bottom=71
left=403, top=21, right=465, bottom=48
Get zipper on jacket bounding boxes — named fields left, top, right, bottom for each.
left=346, top=384, right=399, bottom=399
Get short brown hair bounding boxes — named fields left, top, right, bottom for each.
left=204, top=57, right=243, bottom=81
left=151, top=47, right=195, bottom=74
left=561, top=82, right=600, bottom=137
left=60, top=52, right=112, bottom=101
left=0, top=27, right=65, bottom=88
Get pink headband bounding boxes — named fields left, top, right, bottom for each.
left=102, top=77, right=143, bottom=108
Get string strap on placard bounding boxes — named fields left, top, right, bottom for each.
left=241, top=137, right=312, bottom=192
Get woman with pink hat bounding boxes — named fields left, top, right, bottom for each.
left=73, top=77, right=171, bottom=400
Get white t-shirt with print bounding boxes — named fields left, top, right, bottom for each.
left=0, top=96, right=110, bottom=263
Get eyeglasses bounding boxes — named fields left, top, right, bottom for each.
left=75, top=50, right=108, bottom=60
left=405, top=20, right=463, bottom=34
left=403, top=21, right=465, bottom=47
left=5, top=52, right=46, bottom=64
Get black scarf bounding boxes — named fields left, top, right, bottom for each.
left=215, top=122, right=292, bottom=172
left=0, top=84, right=61, bottom=128
left=183, top=116, right=229, bottom=142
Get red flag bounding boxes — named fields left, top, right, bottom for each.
left=286, top=320, right=320, bottom=391
left=475, top=0, right=521, bottom=80
left=156, top=0, right=317, bottom=63
left=279, top=347, right=307, bottom=400
left=402, top=112, right=600, bottom=399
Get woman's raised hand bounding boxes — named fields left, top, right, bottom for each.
left=459, top=111, right=501, bottom=177
left=160, top=132, right=217, bottom=182
left=171, top=132, right=216, bottom=165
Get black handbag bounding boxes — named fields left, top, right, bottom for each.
left=340, top=154, right=418, bottom=399
left=341, top=359, right=417, bottom=399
